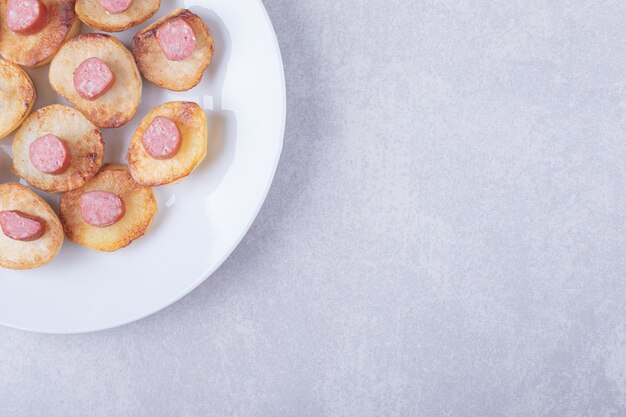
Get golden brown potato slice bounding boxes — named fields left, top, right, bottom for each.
left=0, top=59, right=36, bottom=139
left=60, top=164, right=157, bottom=252
left=0, top=0, right=81, bottom=68
left=0, top=183, right=64, bottom=270
left=49, top=33, right=142, bottom=128
left=132, top=9, right=214, bottom=91
left=127, top=101, right=207, bottom=186
left=75, top=0, right=160, bottom=32
left=12, top=104, right=104, bottom=193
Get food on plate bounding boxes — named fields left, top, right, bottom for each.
left=49, top=33, right=142, bottom=128
left=60, top=164, right=157, bottom=252
left=132, top=8, right=214, bottom=91
left=0, top=182, right=63, bottom=270
left=126, top=101, right=207, bottom=186
left=75, top=0, right=159, bottom=32
left=0, top=0, right=81, bottom=67
left=0, top=59, right=36, bottom=139
left=12, top=104, right=104, bottom=193
left=0, top=5, right=221, bottom=265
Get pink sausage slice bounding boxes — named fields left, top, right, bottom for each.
left=29, top=134, right=72, bottom=175
left=141, top=116, right=182, bottom=159
left=6, top=0, right=47, bottom=35
left=0, top=210, right=45, bottom=241
left=97, top=0, right=133, bottom=14
left=156, top=18, right=196, bottom=61
left=73, top=57, right=116, bottom=101
left=80, top=191, right=126, bottom=228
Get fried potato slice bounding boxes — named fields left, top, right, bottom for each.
left=0, top=59, right=36, bottom=139
left=0, top=0, right=81, bottom=68
left=0, top=183, right=64, bottom=270
left=127, top=101, right=207, bottom=187
left=75, top=0, right=160, bottom=32
left=132, top=9, right=214, bottom=91
left=12, top=104, right=104, bottom=193
left=49, top=33, right=142, bottom=128
left=60, top=164, right=157, bottom=252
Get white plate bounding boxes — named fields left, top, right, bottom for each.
left=0, top=0, right=285, bottom=333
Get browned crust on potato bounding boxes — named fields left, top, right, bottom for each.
left=0, top=59, right=36, bottom=139
left=49, top=33, right=142, bottom=128
left=0, top=183, right=64, bottom=270
left=0, top=0, right=81, bottom=68
left=132, top=8, right=214, bottom=91
left=127, top=101, right=208, bottom=186
left=75, top=0, right=160, bottom=32
left=60, top=164, right=157, bottom=252
left=12, top=104, right=104, bottom=193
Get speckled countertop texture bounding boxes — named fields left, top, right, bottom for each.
left=2, top=1, right=626, bottom=415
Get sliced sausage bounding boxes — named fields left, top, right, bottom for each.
left=29, top=134, right=72, bottom=175
left=73, top=57, right=116, bottom=101
left=80, top=191, right=125, bottom=227
left=97, top=0, right=133, bottom=14
left=0, top=210, right=45, bottom=241
left=141, top=116, right=182, bottom=160
left=156, top=18, right=196, bottom=61
left=6, top=0, right=47, bottom=35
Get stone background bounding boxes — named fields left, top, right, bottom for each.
left=3, top=1, right=626, bottom=415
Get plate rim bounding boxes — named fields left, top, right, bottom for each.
left=0, top=0, right=286, bottom=334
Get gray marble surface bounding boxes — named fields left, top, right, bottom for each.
left=3, top=0, right=626, bottom=415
